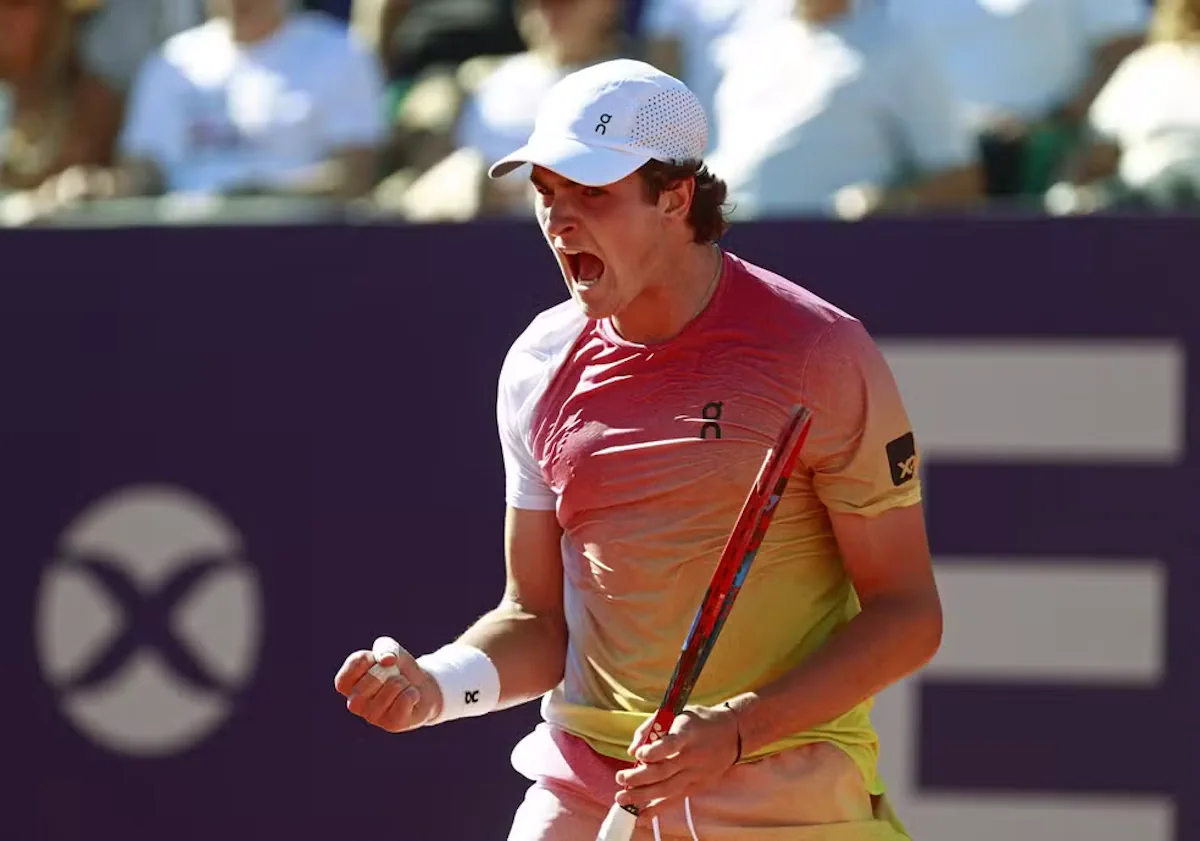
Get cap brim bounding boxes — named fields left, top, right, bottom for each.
left=488, top=135, right=651, bottom=187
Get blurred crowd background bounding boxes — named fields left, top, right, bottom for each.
left=1, top=0, right=1196, bottom=228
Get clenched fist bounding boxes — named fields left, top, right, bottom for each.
left=334, top=636, right=444, bottom=732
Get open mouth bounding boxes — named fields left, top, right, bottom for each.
left=563, top=250, right=605, bottom=285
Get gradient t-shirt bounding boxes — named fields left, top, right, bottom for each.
left=496, top=250, right=922, bottom=794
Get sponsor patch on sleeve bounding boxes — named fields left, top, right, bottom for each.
left=887, top=432, right=918, bottom=486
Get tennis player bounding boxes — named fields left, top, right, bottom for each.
left=334, top=59, right=942, bottom=840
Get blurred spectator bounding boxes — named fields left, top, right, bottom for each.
left=111, top=0, right=386, bottom=200
left=76, top=0, right=206, bottom=96
left=9, top=0, right=387, bottom=221
left=78, top=0, right=346, bottom=102
left=638, top=0, right=793, bottom=146
left=1054, top=0, right=1200, bottom=211
left=350, top=0, right=526, bottom=200
left=0, top=0, right=121, bottom=194
left=888, top=0, right=1147, bottom=199
left=303, top=0, right=351, bottom=20
left=379, top=0, right=627, bottom=221
left=351, top=0, right=523, bottom=83
left=706, top=0, right=982, bottom=220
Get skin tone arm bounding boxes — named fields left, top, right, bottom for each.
left=453, top=506, right=570, bottom=712
left=725, top=503, right=942, bottom=752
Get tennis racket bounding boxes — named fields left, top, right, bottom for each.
left=595, top=404, right=815, bottom=841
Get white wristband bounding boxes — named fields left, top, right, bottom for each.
left=416, top=643, right=501, bottom=725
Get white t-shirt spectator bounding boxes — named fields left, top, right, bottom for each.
left=639, top=0, right=793, bottom=146
left=887, top=0, right=1148, bottom=131
left=1088, top=42, right=1200, bottom=189
left=707, top=8, right=975, bottom=219
left=119, top=13, right=386, bottom=194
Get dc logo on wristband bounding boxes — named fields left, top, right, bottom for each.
left=416, top=643, right=501, bottom=724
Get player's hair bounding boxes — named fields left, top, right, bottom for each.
left=1149, top=0, right=1200, bottom=42
left=636, top=160, right=732, bottom=244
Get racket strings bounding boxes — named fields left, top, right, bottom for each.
left=649, top=797, right=700, bottom=841
left=685, top=797, right=699, bottom=840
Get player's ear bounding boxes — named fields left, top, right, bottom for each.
left=659, top=175, right=695, bottom=223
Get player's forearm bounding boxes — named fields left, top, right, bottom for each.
left=453, top=599, right=568, bottom=710
left=727, top=591, right=942, bottom=755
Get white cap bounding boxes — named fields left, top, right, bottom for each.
left=488, top=59, right=709, bottom=187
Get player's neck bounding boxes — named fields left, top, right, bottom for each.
left=610, top=243, right=722, bottom=345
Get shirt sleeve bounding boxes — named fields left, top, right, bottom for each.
left=117, top=53, right=188, bottom=171
left=800, top=318, right=922, bottom=516
left=320, top=35, right=388, bottom=148
left=497, top=346, right=558, bottom=511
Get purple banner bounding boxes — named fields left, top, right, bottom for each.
left=3, top=217, right=1195, bottom=841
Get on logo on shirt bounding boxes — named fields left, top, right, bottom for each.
left=701, top=401, right=724, bottom=439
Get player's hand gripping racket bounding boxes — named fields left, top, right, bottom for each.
left=595, top=404, right=814, bottom=841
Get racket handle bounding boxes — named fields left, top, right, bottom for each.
left=637, top=706, right=677, bottom=752
left=596, top=802, right=638, bottom=841
left=596, top=705, right=676, bottom=839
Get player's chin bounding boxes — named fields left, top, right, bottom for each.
left=568, top=278, right=618, bottom=320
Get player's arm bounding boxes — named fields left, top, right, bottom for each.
left=448, top=505, right=569, bottom=711
left=726, top=503, right=942, bottom=754
left=615, top=507, right=940, bottom=813
left=726, top=320, right=943, bottom=752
